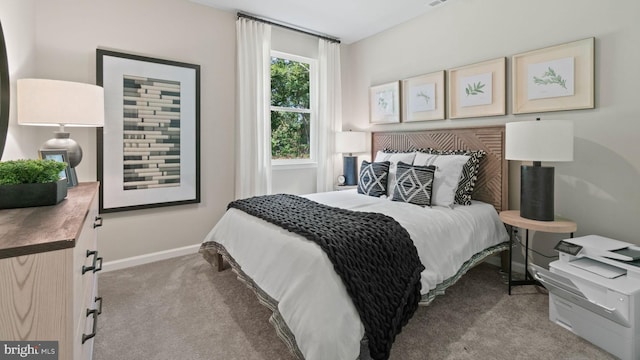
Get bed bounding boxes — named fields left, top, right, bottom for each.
left=200, top=126, right=510, bottom=360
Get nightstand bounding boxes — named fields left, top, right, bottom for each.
left=499, top=210, right=577, bottom=295
left=335, top=185, right=358, bottom=191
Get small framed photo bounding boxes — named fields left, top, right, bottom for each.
left=39, top=149, right=73, bottom=186
left=448, top=57, right=506, bottom=119
left=512, top=37, right=594, bottom=114
left=401, top=70, right=445, bottom=122
left=369, top=81, right=400, bottom=124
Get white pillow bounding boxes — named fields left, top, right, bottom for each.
left=413, top=152, right=470, bottom=208
left=373, top=151, right=416, bottom=196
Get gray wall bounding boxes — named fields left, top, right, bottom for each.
left=2, top=0, right=237, bottom=262
left=3, top=0, right=639, bottom=263
left=342, top=0, right=640, bottom=261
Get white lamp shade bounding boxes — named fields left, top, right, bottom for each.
left=17, top=78, right=104, bottom=127
left=505, top=120, right=573, bottom=162
left=335, top=131, right=367, bottom=154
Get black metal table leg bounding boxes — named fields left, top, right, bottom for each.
left=508, top=227, right=542, bottom=293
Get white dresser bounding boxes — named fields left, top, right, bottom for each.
left=0, top=182, right=102, bottom=360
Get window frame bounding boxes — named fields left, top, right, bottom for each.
left=270, top=50, right=318, bottom=168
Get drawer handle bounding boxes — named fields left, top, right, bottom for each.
left=82, top=308, right=100, bottom=344
left=95, top=296, right=103, bottom=315
left=93, top=216, right=103, bottom=228
left=82, top=250, right=103, bottom=274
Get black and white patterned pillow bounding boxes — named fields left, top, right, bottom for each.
left=392, top=162, right=436, bottom=207
left=357, top=161, right=390, bottom=197
left=417, top=148, right=486, bottom=205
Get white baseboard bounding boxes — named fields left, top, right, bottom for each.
left=511, top=260, right=526, bottom=275
left=101, top=244, right=201, bottom=272
left=484, top=254, right=526, bottom=274
left=102, top=244, right=529, bottom=275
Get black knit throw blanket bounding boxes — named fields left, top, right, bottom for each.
left=228, top=194, right=425, bottom=360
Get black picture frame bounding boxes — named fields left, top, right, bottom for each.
left=96, top=49, right=201, bottom=213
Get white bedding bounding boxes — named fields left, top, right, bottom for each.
left=201, top=190, right=509, bottom=360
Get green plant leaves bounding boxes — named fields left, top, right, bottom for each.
left=465, top=81, right=485, bottom=96
left=533, top=67, right=567, bottom=89
left=0, top=159, right=67, bottom=185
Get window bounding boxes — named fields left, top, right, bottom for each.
left=270, top=51, right=316, bottom=166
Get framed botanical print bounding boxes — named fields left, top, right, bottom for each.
left=448, top=57, right=506, bottom=119
left=401, top=70, right=445, bottom=122
left=369, top=81, right=401, bottom=124
left=512, top=37, right=594, bottom=114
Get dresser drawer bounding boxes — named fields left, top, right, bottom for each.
left=75, top=281, right=100, bottom=360
left=73, top=194, right=100, bottom=332
left=0, top=182, right=100, bottom=360
left=72, top=188, right=102, bottom=360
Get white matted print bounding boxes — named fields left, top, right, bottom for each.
left=513, top=37, right=594, bottom=114
left=370, top=81, right=400, bottom=124
left=411, top=83, right=435, bottom=112
left=527, top=57, right=575, bottom=100
left=97, top=49, right=201, bottom=213
left=448, top=57, right=505, bottom=119
left=401, top=70, right=445, bottom=122
left=460, top=72, right=492, bottom=107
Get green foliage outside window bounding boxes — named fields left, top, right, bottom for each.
left=271, top=57, right=311, bottom=160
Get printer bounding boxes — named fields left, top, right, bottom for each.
left=530, top=235, right=640, bottom=360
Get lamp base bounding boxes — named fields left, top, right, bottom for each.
left=520, top=165, right=554, bottom=221
left=343, top=156, right=358, bottom=186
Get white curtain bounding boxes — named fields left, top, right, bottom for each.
left=316, top=39, right=343, bottom=192
left=235, top=18, right=272, bottom=199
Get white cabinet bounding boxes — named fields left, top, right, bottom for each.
left=0, top=183, right=102, bottom=360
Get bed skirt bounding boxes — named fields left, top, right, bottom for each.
left=200, top=240, right=509, bottom=360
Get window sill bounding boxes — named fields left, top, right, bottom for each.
left=272, top=162, right=318, bottom=171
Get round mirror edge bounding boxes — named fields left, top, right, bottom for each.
left=0, top=20, right=10, bottom=160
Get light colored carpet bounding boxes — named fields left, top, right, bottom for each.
left=94, top=254, right=614, bottom=360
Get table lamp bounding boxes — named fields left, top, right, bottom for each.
left=17, top=79, right=104, bottom=187
left=335, top=130, right=366, bottom=186
left=505, top=118, right=573, bottom=221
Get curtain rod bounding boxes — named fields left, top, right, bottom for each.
left=237, top=12, right=341, bottom=44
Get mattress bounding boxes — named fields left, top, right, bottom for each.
left=200, top=189, right=509, bottom=360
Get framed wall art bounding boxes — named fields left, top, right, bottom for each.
left=448, top=57, right=506, bottom=119
left=369, top=81, right=400, bottom=124
left=97, top=49, right=200, bottom=213
left=39, top=149, right=73, bottom=186
left=512, top=37, right=594, bottom=114
left=401, top=70, right=445, bottom=122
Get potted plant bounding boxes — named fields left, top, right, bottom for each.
left=0, top=159, right=68, bottom=209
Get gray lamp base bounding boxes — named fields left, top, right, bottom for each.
left=41, top=131, right=83, bottom=168
left=520, top=165, right=554, bottom=221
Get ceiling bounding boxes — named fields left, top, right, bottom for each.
left=191, top=0, right=451, bottom=44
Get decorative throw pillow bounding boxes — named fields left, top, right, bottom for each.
left=357, top=161, right=390, bottom=197
left=373, top=151, right=416, bottom=197
left=413, top=152, right=470, bottom=208
left=417, top=148, right=486, bottom=205
left=392, top=162, right=436, bottom=207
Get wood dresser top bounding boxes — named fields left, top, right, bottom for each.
left=0, top=182, right=99, bottom=259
